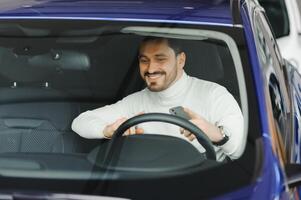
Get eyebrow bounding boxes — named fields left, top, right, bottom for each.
left=138, top=53, right=168, bottom=58
left=154, top=54, right=168, bottom=57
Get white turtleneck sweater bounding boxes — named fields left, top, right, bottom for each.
left=72, top=72, right=244, bottom=161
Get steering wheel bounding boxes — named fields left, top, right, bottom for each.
left=112, top=113, right=216, bottom=160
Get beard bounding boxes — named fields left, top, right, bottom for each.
left=144, top=70, right=179, bottom=92
left=144, top=71, right=166, bottom=92
left=147, top=82, right=163, bottom=92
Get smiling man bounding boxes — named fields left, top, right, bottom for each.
left=71, top=37, right=244, bottom=162
left=138, top=38, right=185, bottom=92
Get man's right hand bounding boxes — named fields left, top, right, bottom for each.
left=103, top=117, right=144, bottom=138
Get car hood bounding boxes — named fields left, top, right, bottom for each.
left=0, top=0, right=233, bottom=25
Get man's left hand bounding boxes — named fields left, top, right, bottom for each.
left=180, top=107, right=223, bottom=143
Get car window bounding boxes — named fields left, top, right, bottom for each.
left=0, top=20, right=261, bottom=198
left=258, top=0, right=290, bottom=38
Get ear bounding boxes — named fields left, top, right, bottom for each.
left=177, top=52, right=186, bottom=69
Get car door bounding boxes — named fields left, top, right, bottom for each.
left=283, top=60, right=301, bottom=164
left=252, top=4, right=301, bottom=197
left=253, top=6, right=292, bottom=166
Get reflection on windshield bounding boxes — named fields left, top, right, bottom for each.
left=258, top=0, right=290, bottom=38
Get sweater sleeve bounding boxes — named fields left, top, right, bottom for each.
left=209, top=85, right=245, bottom=160
left=71, top=94, right=138, bottom=139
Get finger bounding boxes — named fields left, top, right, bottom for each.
left=124, top=127, right=144, bottom=135
left=188, top=134, right=196, bottom=141
left=124, top=127, right=135, bottom=136
left=180, top=128, right=184, bottom=134
left=182, top=129, right=192, bottom=137
left=135, top=127, right=144, bottom=134
left=103, top=124, right=114, bottom=138
left=123, top=129, right=130, bottom=136
left=105, top=124, right=114, bottom=134
left=129, top=127, right=135, bottom=135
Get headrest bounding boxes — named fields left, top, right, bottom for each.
left=0, top=101, right=79, bottom=131
left=0, top=47, right=90, bottom=82
left=183, top=40, right=224, bottom=82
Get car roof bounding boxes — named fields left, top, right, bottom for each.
left=0, top=0, right=239, bottom=26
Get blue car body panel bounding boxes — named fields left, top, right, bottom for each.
left=216, top=2, right=290, bottom=199
left=0, top=0, right=233, bottom=26
left=0, top=0, right=299, bottom=199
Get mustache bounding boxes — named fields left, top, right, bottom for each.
left=144, top=71, right=165, bottom=77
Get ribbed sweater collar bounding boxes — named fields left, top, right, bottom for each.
left=147, top=72, right=190, bottom=106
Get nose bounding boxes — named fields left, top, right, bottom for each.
left=146, top=60, right=158, bottom=73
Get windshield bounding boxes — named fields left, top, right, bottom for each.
left=0, top=20, right=259, bottom=198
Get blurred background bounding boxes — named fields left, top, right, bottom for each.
left=259, top=0, right=301, bottom=72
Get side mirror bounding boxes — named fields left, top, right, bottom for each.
left=285, top=163, right=301, bottom=188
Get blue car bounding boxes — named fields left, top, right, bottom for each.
left=0, top=0, right=300, bottom=199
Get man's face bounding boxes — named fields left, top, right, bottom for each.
left=138, top=40, right=185, bottom=92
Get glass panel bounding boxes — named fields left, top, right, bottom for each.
left=0, top=21, right=253, bottom=197
left=258, top=0, right=290, bottom=38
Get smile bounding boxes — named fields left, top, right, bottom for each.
left=147, top=74, right=162, bottom=80
left=145, top=72, right=165, bottom=80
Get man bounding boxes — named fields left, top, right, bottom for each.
left=72, top=37, right=244, bottom=162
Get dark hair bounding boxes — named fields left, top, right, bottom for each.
left=140, top=36, right=183, bottom=55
